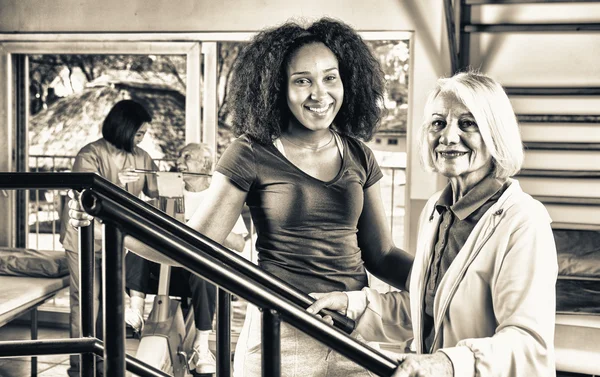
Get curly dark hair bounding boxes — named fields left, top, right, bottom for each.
left=228, top=18, right=385, bottom=144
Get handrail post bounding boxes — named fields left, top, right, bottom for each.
left=262, top=309, right=281, bottom=377
left=79, top=224, right=96, bottom=377
left=217, top=288, right=232, bottom=377
left=103, top=223, right=126, bottom=377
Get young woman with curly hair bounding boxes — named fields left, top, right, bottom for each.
left=69, top=17, right=413, bottom=377
left=213, top=18, right=414, bottom=376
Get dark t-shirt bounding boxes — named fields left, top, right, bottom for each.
left=216, top=134, right=383, bottom=294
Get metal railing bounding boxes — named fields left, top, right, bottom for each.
left=0, top=172, right=400, bottom=377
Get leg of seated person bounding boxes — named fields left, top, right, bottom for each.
left=124, top=252, right=154, bottom=332
left=188, top=274, right=217, bottom=373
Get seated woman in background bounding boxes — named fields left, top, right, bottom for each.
left=69, top=17, right=414, bottom=377
left=124, top=142, right=247, bottom=374
left=308, top=71, right=558, bottom=377
left=59, top=99, right=158, bottom=377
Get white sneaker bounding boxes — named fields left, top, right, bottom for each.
left=194, top=349, right=216, bottom=374
left=125, top=307, right=144, bottom=333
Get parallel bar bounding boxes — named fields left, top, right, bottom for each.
left=0, top=173, right=355, bottom=333
left=103, top=223, right=126, bottom=377
left=466, top=0, right=599, bottom=4
left=517, top=169, right=600, bottom=178
left=523, top=142, right=600, bottom=151
left=533, top=195, right=600, bottom=205
left=82, top=189, right=398, bottom=376
left=0, top=172, right=98, bottom=190
left=444, top=0, right=459, bottom=74
left=15, top=54, right=27, bottom=249
left=0, top=174, right=389, bottom=374
left=552, top=222, right=600, bottom=231
left=262, top=309, right=281, bottom=377
left=0, top=338, right=97, bottom=356
left=79, top=224, right=96, bottom=377
left=30, top=309, right=38, bottom=377
left=517, top=114, right=600, bottom=123
left=217, top=289, right=232, bottom=377
left=464, top=23, right=600, bottom=33
left=505, top=87, right=600, bottom=96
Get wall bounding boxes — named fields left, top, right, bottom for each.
left=0, top=0, right=450, bottom=250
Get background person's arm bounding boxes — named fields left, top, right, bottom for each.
left=124, top=171, right=247, bottom=262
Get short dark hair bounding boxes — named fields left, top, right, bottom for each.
left=102, top=100, right=152, bottom=152
left=228, top=18, right=385, bottom=144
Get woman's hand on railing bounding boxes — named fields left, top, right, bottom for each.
left=307, top=292, right=349, bottom=326
left=68, top=189, right=94, bottom=227
left=390, top=352, right=453, bottom=377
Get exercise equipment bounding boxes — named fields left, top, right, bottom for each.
left=132, top=171, right=198, bottom=377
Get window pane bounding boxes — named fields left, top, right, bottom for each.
left=28, top=53, right=188, bottom=251
left=216, top=41, right=247, bottom=159
left=365, top=39, right=410, bottom=293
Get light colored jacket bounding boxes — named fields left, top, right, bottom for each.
left=347, top=179, right=557, bottom=377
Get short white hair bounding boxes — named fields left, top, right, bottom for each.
left=183, top=143, right=214, bottom=172
left=419, top=71, right=523, bottom=179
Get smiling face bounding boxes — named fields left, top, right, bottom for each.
left=286, top=42, right=344, bottom=133
left=427, top=91, right=493, bottom=192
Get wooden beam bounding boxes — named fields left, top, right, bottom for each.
left=505, top=87, right=600, bottom=96
left=466, top=0, right=600, bottom=4
left=518, top=169, right=600, bottom=178
left=523, top=142, right=600, bottom=151
left=464, top=23, right=600, bottom=33
left=517, top=114, right=600, bottom=123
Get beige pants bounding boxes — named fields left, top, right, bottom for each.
left=233, top=304, right=377, bottom=377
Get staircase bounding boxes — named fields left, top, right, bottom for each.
left=447, top=1, right=600, bottom=375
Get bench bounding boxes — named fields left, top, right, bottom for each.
left=0, top=248, right=70, bottom=377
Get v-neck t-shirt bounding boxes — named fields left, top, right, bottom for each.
left=216, top=134, right=383, bottom=294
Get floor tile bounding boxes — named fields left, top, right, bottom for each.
left=0, top=360, right=58, bottom=377
left=37, top=363, right=69, bottom=377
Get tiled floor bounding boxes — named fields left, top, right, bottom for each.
left=0, top=322, right=592, bottom=377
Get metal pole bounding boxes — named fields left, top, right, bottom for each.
left=103, top=223, right=126, bottom=377
left=390, top=169, right=395, bottom=235
left=79, top=224, right=96, bottom=377
left=30, top=308, right=38, bottom=377
left=261, top=309, right=281, bottom=377
left=216, top=288, right=232, bottom=377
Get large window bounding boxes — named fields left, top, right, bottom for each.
left=28, top=53, right=188, bottom=250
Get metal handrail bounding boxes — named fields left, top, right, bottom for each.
left=0, top=172, right=399, bottom=376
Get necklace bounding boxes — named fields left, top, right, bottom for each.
left=282, top=131, right=334, bottom=151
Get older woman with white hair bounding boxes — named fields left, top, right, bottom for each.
left=308, top=71, right=558, bottom=377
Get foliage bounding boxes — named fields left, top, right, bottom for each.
left=29, top=54, right=187, bottom=115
